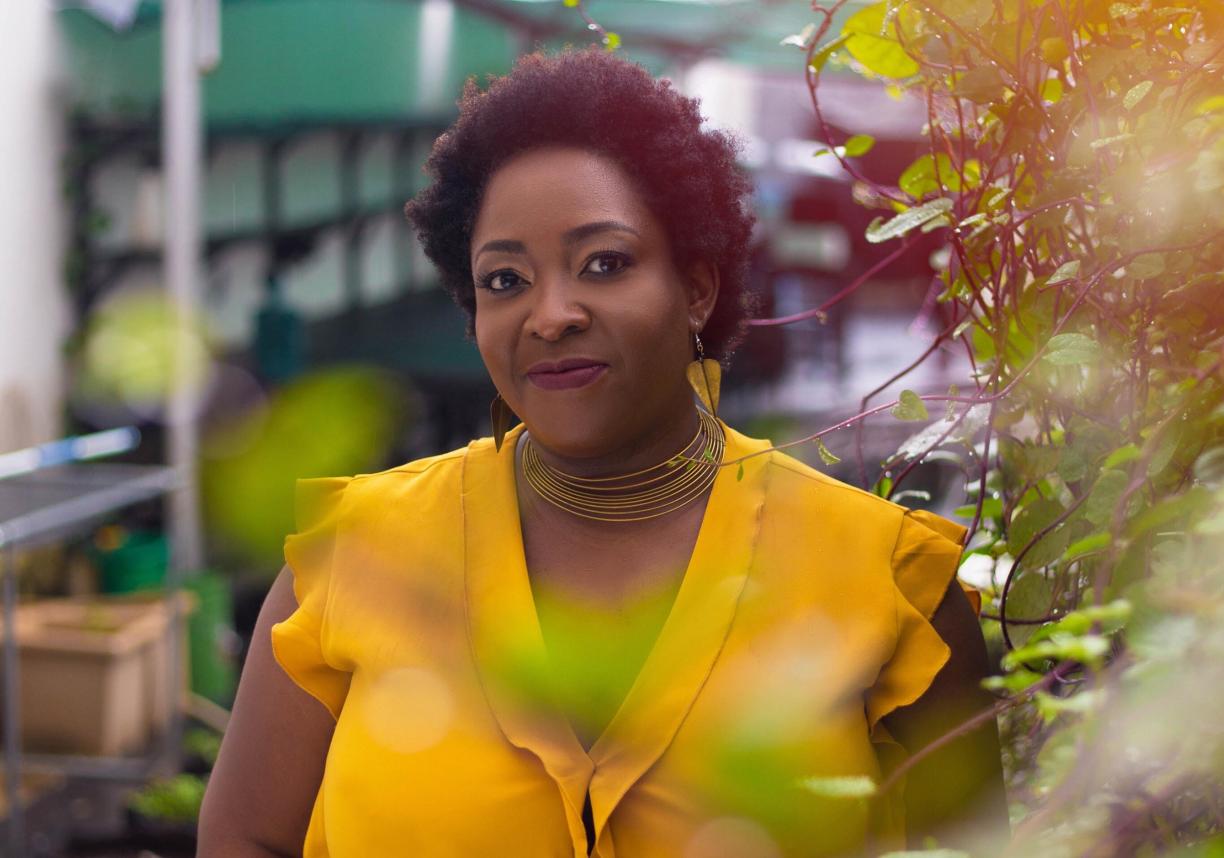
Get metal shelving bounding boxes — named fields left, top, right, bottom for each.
left=1, top=461, right=181, bottom=858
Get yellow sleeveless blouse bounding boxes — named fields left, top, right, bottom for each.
left=271, top=420, right=969, bottom=857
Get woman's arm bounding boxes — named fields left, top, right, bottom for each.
left=197, top=567, right=337, bottom=857
left=882, top=580, right=1010, bottom=851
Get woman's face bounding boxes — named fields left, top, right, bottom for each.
left=470, top=147, right=717, bottom=460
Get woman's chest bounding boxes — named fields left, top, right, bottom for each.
left=317, top=544, right=890, bottom=858
left=517, top=497, right=705, bottom=603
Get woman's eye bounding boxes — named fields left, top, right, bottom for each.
left=478, top=270, right=527, bottom=292
left=582, top=252, right=631, bottom=277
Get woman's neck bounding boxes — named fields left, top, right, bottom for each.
left=519, top=396, right=703, bottom=481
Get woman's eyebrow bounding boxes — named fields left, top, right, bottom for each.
left=474, top=221, right=639, bottom=261
left=563, top=220, right=640, bottom=245
left=474, top=238, right=526, bottom=259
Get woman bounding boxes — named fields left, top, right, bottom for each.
left=199, top=49, right=1006, bottom=857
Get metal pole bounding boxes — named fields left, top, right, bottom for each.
left=2, top=537, right=24, bottom=857
left=163, top=0, right=205, bottom=574
left=163, top=532, right=185, bottom=776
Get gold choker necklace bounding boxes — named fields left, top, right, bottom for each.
left=521, top=410, right=725, bottom=523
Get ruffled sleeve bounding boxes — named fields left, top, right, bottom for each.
left=864, top=508, right=972, bottom=738
left=270, top=476, right=353, bottom=720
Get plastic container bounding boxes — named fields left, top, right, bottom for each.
left=183, top=572, right=237, bottom=705
left=95, top=530, right=169, bottom=594
left=0, top=594, right=193, bottom=756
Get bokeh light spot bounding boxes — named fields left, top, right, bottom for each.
left=361, top=667, right=454, bottom=754
left=684, top=816, right=782, bottom=858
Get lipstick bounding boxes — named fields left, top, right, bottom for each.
left=526, top=359, right=609, bottom=391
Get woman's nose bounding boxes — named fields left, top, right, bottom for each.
left=526, top=277, right=590, bottom=341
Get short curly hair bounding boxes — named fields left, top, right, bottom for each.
left=404, top=48, right=757, bottom=361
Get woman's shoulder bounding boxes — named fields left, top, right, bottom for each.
left=349, top=444, right=469, bottom=488
left=753, top=440, right=908, bottom=522
left=731, top=427, right=965, bottom=548
left=302, top=445, right=472, bottom=522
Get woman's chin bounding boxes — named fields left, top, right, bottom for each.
left=519, top=418, right=622, bottom=462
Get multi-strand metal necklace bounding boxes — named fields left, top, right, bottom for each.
left=521, top=409, right=725, bottom=523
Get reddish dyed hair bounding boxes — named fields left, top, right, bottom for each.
left=404, top=48, right=756, bottom=360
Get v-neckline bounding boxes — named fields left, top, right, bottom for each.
left=462, top=419, right=773, bottom=857
left=530, top=563, right=688, bottom=754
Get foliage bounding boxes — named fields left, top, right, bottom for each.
left=128, top=773, right=208, bottom=824
left=780, top=0, right=1224, bottom=853
left=183, top=727, right=222, bottom=767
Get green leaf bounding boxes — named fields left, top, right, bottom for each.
left=920, top=213, right=953, bottom=233
left=1037, top=600, right=1131, bottom=640
left=1044, top=332, right=1101, bottom=366
left=1194, top=94, right=1224, bottom=116
left=982, top=669, right=1045, bottom=693
left=1127, top=487, right=1211, bottom=537
left=1001, top=440, right=1062, bottom=483
left=736, top=462, right=745, bottom=482
left=563, top=0, right=579, bottom=7
left=815, top=437, right=841, bottom=465
left=1063, top=531, right=1111, bottom=562
left=956, top=496, right=1003, bottom=520
left=1148, top=425, right=1182, bottom=478
left=891, top=389, right=930, bottom=421
left=1008, top=498, right=1069, bottom=568
left=602, top=31, right=621, bottom=51
left=1085, top=469, right=1130, bottom=526
left=866, top=198, right=954, bottom=244
left=953, top=65, right=1008, bottom=104
left=841, top=2, right=919, bottom=78
left=796, top=775, right=878, bottom=799
left=897, top=403, right=990, bottom=460
left=1047, top=260, right=1081, bottom=285
left=899, top=153, right=957, bottom=199
left=1124, top=80, right=1153, bottom=111
left=1102, top=443, right=1141, bottom=469
left=1035, top=688, right=1102, bottom=722
left=1057, top=443, right=1090, bottom=483
left=843, top=134, right=875, bottom=157
left=1128, top=253, right=1165, bottom=279
left=1004, top=633, right=1110, bottom=670
left=1040, top=36, right=1069, bottom=64
left=809, top=35, right=850, bottom=73
left=1001, top=571, right=1055, bottom=645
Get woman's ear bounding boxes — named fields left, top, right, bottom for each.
left=684, top=260, right=720, bottom=331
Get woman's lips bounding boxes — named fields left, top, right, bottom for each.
left=526, top=364, right=608, bottom=390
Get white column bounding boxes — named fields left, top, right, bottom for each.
left=162, top=0, right=205, bottom=571
left=417, top=0, right=455, bottom=112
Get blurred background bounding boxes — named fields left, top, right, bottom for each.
left=1, top=1, right=968, bottom=854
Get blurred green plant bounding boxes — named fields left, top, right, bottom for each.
left=73, top=287, right=213, bottom=416
left=201, top=367, right=403, bottom=568
left=767, top=0, right=1224, bottom=853
left=183, top=727, right=222, bottom=768
left=127, top=773, right=207, bottom=823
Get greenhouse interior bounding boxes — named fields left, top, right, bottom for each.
left=3, top=0, right=1222, bottom=856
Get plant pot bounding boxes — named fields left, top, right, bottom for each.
left=0, top=594, right=194, bottom=756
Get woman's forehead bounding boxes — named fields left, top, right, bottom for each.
left=472, top=148, right=662, bottom=249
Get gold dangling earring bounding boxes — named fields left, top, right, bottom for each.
left=490, top=393, right=515, bottom=453
left=685, top=331, right=721, bottom=417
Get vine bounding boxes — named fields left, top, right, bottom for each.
left=774, top=0, right=1224, bottom=852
